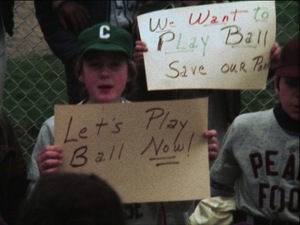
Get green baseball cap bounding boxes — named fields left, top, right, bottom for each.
left=78, top=22, right=133, bottom=58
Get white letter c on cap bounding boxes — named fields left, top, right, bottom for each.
left=99, top=25, right=110, bottom=39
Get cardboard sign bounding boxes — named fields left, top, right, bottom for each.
left=55, top=98, right=210, bottom=203
left=137, top=1, right=276, bottom=90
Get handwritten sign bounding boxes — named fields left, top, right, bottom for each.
left=137, top=1, right=276, bottom=90
left=55, top=98, right=210, bottom=203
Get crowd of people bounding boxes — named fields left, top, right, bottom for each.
left=0, top=1, right=298, bottom=225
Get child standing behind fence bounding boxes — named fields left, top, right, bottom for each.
left=27, top=22, right=219, bottom=225
left=199, top=38, right=299, bottom=225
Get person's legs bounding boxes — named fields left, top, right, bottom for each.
left=64, top=57, right=86, bottom=104
left=0, top=20, right=6, bottom=107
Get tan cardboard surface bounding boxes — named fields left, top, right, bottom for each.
left=55, top=98, right=210, bottom=203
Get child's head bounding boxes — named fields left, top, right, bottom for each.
left=274, top=39, right=299, bottom=120
left=77, top=22, right=136, bottom=103
left=19, top=173, right=126, bottom=225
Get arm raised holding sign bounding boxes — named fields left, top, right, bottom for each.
left=129, top=1, right=282, bottom=146
left=130, top=1, right=241, bottom=144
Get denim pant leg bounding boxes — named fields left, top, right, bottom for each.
left=64, top=58, right=86, bottom=104
left=0, top=20, right=6, bottom=106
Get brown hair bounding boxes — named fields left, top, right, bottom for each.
left=18, top=173, right=126, bottom=225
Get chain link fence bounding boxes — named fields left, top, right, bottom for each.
left=2, top=1, right=299, bottom=165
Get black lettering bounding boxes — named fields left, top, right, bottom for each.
left=265, top=151, right=279, bottom=176
left=282, top=154, right=295, bottom=179
left=112, top=122, right=123, bottom=133
left=78, top=127, right=88, bottom=139
left=250, top=152, right=263, bottom=178
left=141, top=136, right=164, bottom=156
left=145, top=108, right=164, bottom=130
left=259, top=183, right=269, bottom=208
left=289, top=188, right=299, bottom=212
left=167, top=61, right=180, bottom=78
left=64, top=116, right=78, bottom=143
left=95, top=152, right=105, bottom=163
left=95, top=118, right=109, bottom=135
left=70, top=146, right=88, bottom=167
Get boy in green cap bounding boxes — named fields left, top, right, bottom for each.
left=28, top=22, right=219, bottom=225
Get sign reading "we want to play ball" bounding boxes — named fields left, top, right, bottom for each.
left=137, top=1, right=276, bottom=90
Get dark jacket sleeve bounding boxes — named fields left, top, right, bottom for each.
left=0, top=0, right=15, bottom=36
left=34, top=0, right=110, bottom=63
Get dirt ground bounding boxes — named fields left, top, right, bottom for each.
left=6, top=1, right=50, bottom=58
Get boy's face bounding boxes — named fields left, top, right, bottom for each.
left=275, top=77, right=299, bottom=120
left=79, top=51, right=128, bottom=104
